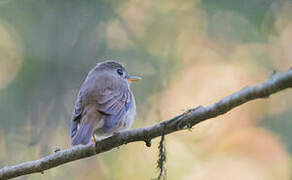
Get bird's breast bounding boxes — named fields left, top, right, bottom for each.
left=117, top=94, right=136, bottom=131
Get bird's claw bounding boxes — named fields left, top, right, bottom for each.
left=92, top=135, right=97, bottom=148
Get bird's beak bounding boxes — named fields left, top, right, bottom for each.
left=127, top=75, right=142, bottom=82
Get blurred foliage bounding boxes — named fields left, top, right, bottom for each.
left=0, top=0, right=292, bottom=179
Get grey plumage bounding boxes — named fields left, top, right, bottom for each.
left=71, top=60, right=140, bottom=146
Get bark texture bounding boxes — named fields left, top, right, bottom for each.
left=1, top=69, right=292, bottom=180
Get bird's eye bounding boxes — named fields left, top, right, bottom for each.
left=117, top=69, right=123, bottom=76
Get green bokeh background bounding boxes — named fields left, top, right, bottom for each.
left=0, top=0, right=292, bottom=179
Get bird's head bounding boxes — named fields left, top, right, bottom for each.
left=96, top=60, right=141, bottom=83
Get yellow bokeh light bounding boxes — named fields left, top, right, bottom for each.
left=0, top=20, right=22, bottom=89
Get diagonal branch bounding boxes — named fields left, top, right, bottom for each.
left=1, top=69, right=292, bottom=180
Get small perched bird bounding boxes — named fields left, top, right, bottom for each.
left=70, top=60, right=141, bottom=146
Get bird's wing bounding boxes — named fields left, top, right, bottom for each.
left=71, top=69, right=100, bottom=139
left=96, top=81, right=132, bottom=134
left=70, top=90, right=83, bottom=138
left=97, top=86, right=131, bottom=115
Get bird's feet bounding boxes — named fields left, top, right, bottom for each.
left=92, top=135, right=97, bottom=148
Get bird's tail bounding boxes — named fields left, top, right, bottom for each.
left=70, top=120, right=78, bottom=138
left=71, top=105, right=100, bottom=146
left=71, top=123, right=94, bottom=146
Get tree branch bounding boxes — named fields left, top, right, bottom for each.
left=1, top=69, right=292, bottom=180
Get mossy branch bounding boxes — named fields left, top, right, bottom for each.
left=1, top=68, right=292, bottom=179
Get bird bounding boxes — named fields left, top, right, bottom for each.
left=70, top=60, right=141, bottom=146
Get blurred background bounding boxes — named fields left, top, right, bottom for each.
left=0, top=0, right=292, bottom=179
